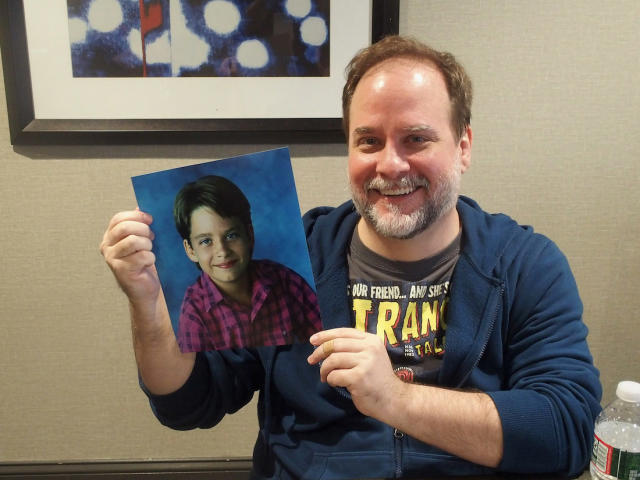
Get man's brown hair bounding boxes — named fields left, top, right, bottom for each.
left=342, top=35, right=473, bottom=141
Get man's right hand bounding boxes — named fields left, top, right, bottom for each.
left=100, top=209, right=196, bottom=395
left=100, top=209, right=159, bottom=305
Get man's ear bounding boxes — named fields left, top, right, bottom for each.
left=458, top=125, right=472, bottom=173
left=183, top=239, right=198, bottom=262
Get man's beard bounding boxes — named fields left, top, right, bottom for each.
left=351, top=169, right=461, bottom=240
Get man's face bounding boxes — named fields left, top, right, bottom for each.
left=347, top=57, right=471, bottom=239
left=183, top=206, right=253, bottom=295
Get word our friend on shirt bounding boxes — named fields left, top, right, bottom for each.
left=349, top=282, right=449, bottom=300
left=348, top=280, right=449, bottom=357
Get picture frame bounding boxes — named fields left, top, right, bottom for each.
left=0, top=0, right=399, bottom=145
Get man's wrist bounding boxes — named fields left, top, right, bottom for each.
left=376, top=374, right=415, bottom=427
left=128, top=297, right=175, bottom=349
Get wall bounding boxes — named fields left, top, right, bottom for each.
left=1, top=0, right=638, bottom=463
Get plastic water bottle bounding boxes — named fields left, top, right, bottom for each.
left=590, top=380, right=640, bottom=480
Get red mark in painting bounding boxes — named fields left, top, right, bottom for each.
left=138, top=0, right=164, bottom=76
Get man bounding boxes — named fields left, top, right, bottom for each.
left=100, top=36, right=601, bottom=479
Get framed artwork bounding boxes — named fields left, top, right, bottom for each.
left=0, top=0, right=399, bottom=145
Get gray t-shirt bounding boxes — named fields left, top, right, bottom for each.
left=347, top=227, right=461, bottom=384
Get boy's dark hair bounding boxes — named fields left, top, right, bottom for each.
left=173, top=175, right=252, bottom=243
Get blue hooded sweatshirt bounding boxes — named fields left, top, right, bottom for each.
left=146, top=196, right=601, bottom=479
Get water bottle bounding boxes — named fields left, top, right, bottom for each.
left=590, top=380, right=640, bottom=480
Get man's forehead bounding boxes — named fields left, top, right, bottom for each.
left=361, top=56, right=442, bottom=84
left=352, top=57, right=449, bottom=109
left=350, top=56, right=451, bottom=111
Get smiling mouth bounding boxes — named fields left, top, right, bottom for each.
left=365, top=176, right=429, bottom=198
left=215, top=260, right=237, bottom=269
left=375, top=186, right=419, bottom=196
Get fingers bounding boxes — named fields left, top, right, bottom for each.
left=310, top=327, right=366, bottom=346
left=100, top=209, right=158, bottom=279
left=322, top=339, right=334, bottom=356
left=307, top=329, right=368, bottom=365
left=100, top=210, right=162, bottom=301
left=106, top=209, right=153, bottom=233
left=100, top=210, right=154, bottom=258
left=318, top=351, right=363, bottom=383
left=310, top=336, right=381, bottom=384
left=104, top=226, right=154, bottom=260
left=119, top=232, right=154, bottom=258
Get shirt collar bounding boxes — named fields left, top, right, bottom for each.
left=200, top=271, right=225, bottom=311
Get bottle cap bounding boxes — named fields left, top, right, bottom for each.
left=616, top=381, right=640, bottom=402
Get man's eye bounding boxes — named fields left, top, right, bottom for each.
left=225, top=232, right=239, bottom=240
left=358, top=137, right=379, bottom=147
left=409, top=135, right=427, bottom=143
left=199, top=238, right=212, bottom=246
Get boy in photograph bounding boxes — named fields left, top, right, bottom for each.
left=173, top=175, right=322, bottom=351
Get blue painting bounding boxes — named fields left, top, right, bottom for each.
left=67, top=0, right=330, bottom=77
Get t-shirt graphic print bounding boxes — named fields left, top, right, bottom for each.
left=347, top=227, right=461, bottom=385
left=349, top=278, right=449, bottom=384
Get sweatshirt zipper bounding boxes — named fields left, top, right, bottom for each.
left=393, top=428, right=404, bottom=477
left=392, top=283, right=499, bottom=477
left=456, top=284, right=504, bottom=387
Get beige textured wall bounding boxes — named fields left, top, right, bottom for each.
left=1, top=0, right=638, bottom=463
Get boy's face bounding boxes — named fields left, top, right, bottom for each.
left=183, top=206, right=253, bottom=293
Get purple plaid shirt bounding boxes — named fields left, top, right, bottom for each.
left=176, top=259, right=322, bottom=352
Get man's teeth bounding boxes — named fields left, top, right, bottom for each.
left=378, top=187, right=415, bottom=196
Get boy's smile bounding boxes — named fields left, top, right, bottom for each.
left=183, top=206, right=253, bottom=303
left=215, top=259, right=239, bottom=269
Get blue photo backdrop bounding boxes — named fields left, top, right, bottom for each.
left=131, top=147, right=314, bottom=334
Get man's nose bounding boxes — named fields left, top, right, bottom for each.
left=375, top=143, right=410, bottom=179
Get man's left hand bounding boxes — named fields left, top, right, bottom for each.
left=307, top=328, right=403, bottom=418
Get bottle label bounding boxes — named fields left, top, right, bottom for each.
left=591, top=432, right=640, bottom=479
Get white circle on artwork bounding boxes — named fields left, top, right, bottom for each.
left=87, top=0, right=123, bottom=33
left=300, top=16, right=327, bottom=46
left=204, top=0, right=241, bottom=35
left=68, top=17, right=88, bottom=43
left=128, top=28, right=142, bottom=59
left=285, top=0, right=311, bottom=18
left=236, top=39, right=269, bottom=69
left=145, top=31, right=171, bottom=64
